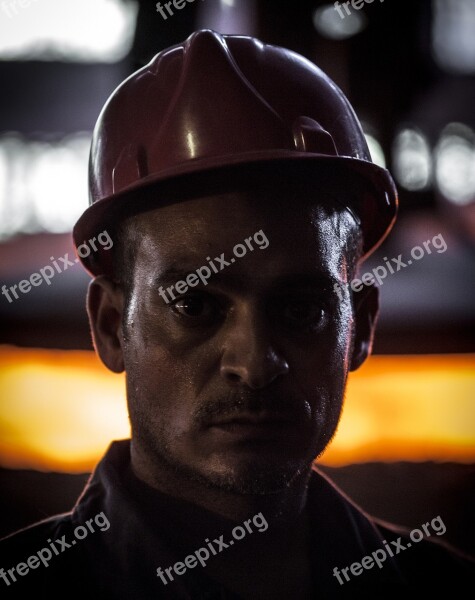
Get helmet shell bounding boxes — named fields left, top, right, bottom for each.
left=73, top=29, right=397, bottom=274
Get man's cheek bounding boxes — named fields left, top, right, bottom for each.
left=127, top=291, right=189, bottom=351
left=307, top=326, right=348, bottom=366
left=296, top=344, right=348, bottom=401
left=139, top=316, right=215, bottom=359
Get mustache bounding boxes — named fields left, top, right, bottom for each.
left=194, top=389, right=311, bottom=426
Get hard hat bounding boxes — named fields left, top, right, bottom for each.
left=73, top=29, right=397, bottom=275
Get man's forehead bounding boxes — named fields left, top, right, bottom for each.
left=132, top=189, right=360, bottom=244
left=125, top=191, right=360, bottom=284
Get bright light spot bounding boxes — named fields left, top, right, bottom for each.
left=313, top=5, right=367, bottom=41
left=432, top=0, right=475, bottom=74
left=0, top=142, right=9, bottom=205
left=324, top=354, right=475, bottom=465
left=186, top=131, right=197, bottom=159
left=0, top=348, right=128, bottom=472
left=435, top=123, right=475, bottom=205
left=198, top=0, right=256, bottom=36
left=364, top=133, right=386, bottom=168
left=0, top=0, right=138, bottom=63
left=393, top=128, right=432, bottom=191
left=0, top=133, right=91, bottom=240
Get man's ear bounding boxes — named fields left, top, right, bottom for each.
left=87, top=276, right=125, bottom=373
left=350, top=283, right=379, bottom=371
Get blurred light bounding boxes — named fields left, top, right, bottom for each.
left=325, top=353, right=475, bottom=465
left=0, top=348, right=128, bottom=472
left=0, top=348, right=474, bottom=471
left=364, top=133, right=386, bottom=168
left=435, top=123, right=475, bottom=205
left=0, top=0, right=138, bottom=63
left=432, top=0, right=475, bottom=74
left=393, top=128, right=432, bottom=191
left=198, top=0, right=256, bottom=36
left=313, top=4, right=367, bottom=41
left=0, top=133, right=91, bottom=240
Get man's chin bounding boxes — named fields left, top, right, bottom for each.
left=198, top=457, right=312, bottom=495
left=134, top=427, right=315, bottom=495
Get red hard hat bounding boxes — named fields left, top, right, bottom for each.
left=73, top=29, right=397, bottom=275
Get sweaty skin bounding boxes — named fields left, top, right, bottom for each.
left=86, top=189, right=378, bottom=597
left=88, top=188, right=377, bottom=515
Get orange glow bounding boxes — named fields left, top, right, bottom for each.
left=324, top=353, right=475, bottom=464
left=0, top=347, right=128, bottom=472
left=0, top=346, right=474, bottom=472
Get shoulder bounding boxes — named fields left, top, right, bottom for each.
left=309, top=466, right=475, bottom=591
left=0, top=514, right=96, bottom=598
left=373, top=519, right=475, bottom=584
left=0, top=512, right=74, bottom=552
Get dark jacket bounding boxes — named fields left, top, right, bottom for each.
left=0, top=440, right=472, bottom=599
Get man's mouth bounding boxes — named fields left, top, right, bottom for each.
left=207, top=411, right=301, bottom=440
left=210, top=411, right=296, bottom=426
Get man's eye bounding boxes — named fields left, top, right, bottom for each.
left=274, top=297, right=327, bottom=330
left=172, top=294, right=220, bottom=321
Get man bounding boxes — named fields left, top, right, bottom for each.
left=0, top=30, right=472, bottom=598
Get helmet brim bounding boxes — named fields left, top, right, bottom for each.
left=73, top=151, right=398, bottom=276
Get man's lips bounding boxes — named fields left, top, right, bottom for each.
left=207, top=410, right=300, bottom=427
left=195, top=392, right=312, bottom=440
left=205, top=411, right=303, bottom=441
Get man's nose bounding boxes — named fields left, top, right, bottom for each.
left=219, top=305, right=289, bottom=389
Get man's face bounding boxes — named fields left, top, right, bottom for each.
left=116, top=190, right=360, bottom=494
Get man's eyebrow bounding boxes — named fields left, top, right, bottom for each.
left=153, top=267, right=198, bottom=287
left=270, top=273, right=342, bottom=290
left=152, top=267, right=341, bottom=290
